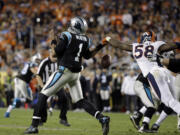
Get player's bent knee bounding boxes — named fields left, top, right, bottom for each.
left=71, top=94, right=83, bottom=103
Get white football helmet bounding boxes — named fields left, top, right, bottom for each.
left=68, top=17, right=88, bottom=34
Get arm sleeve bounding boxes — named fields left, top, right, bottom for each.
left=83, top=44, right=104, bottom=59
left=167, top=58, right=180, bottom=73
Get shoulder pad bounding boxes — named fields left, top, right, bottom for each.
left=155, top=41, right=166, bottom=45
left=60, top=31, right=72, bottom=45
left=88, top=38, right=93, bottom=48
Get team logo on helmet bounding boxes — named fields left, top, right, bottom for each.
left=137, top=31, right=156, bottom=43
left=68, top=17, right=88, bottom=34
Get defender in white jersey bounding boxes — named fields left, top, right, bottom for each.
left=104, top=31, right=180, bottom=131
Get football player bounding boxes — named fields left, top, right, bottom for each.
left=99, top=68, right=112, bottom=112
left=24, top=17, right=110, bottom=135
left=130, top=51, right=176, bottom=132
left=104, top=31, right=180, bottom=132
left=4, top=59, right=38, bottom=117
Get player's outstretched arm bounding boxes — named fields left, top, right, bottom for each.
left=104, top=36, right=132, bottom=52
left=158, top=42, right=180, bottom=54
left=83, top=41, right=107, bottom=59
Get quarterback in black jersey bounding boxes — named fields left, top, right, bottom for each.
left=4, top=61, right=37, bottom=118
left=25, top=17, right=110, bottom=135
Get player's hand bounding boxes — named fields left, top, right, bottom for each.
left=102, top=36, right=111, bottom=45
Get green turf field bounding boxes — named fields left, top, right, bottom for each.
left=0, top=108, right=179, bottom=135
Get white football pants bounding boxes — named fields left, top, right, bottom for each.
left=147, top=67, right=180, bottom=114
left=41, top=66, right=83, bottom=103
left=14, top=78, right=33, bottom=100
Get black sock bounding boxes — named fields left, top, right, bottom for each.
left=144, top=107, right=156, bottom=119
left=76, top=99, right=100, bottom=118
left=96, top=112, right=104, bottom=120
left=31, top=93, right=48, bottom=127
left=32, top=119, right=40, bottom=127
left=106, top=99, right=110, bottom=106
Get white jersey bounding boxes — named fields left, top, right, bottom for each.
left=132, top=41, right=165, bottom=77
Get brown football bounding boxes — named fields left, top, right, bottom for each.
left=101, top=54, right=111, bottom=68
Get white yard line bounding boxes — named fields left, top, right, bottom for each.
left=0, top=124, right=81, bottom=131
left=0, top=124, right=100, bottom=132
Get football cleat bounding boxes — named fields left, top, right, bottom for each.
left=4, top=112, right=10, bottom=118
left=60, top=119, right=71, bottom=127
left=99, top=116, right=110, bottom=135
left=129, top=111, right=143, bottom=130
left=24, top=125, right=38, bottom=134
left=138, top=122, right=153, bottom=133
left=130, top=115, right=140, bottom=130
left=151, top=123, right=159, bottom=133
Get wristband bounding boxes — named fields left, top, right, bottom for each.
left=96, top=44, right=104, bottom=51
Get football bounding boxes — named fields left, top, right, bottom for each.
left=101, top=54, right=111, bottom=68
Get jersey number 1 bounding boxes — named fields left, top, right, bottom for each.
left=75, top=43, right=83, bottom=62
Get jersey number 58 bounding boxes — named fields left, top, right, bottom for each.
left=134, top=45, right=154, bottom=59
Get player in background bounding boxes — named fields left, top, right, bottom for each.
left=104, top=31, right=180, bottom=132
left=99, top=68, right=112, bottom=112
left=36, top=44, right=70, bottom=126
left=4, top=56, right=38, bottom=117
left=24, top=17, right=110, bottom=135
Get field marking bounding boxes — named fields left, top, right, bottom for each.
left=0, top=124, right=100, bottom=132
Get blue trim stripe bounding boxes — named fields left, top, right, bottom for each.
left=62, top=31, right=72, bottom=46
left=143, top=84, right=154, bottom=105
left=59, top=66, right=65, bottom=72
left=45, top=72, right=62, bottom=89
left=147, top=73, right=161, bottom=99
left=44, top=66, right=65, bottom=90
left=88, top=38, right=92, bottom=48
left=12, top=98, right=20, bottom=108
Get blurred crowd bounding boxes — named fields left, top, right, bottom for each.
left=0, top=0, right=180, bottom=112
